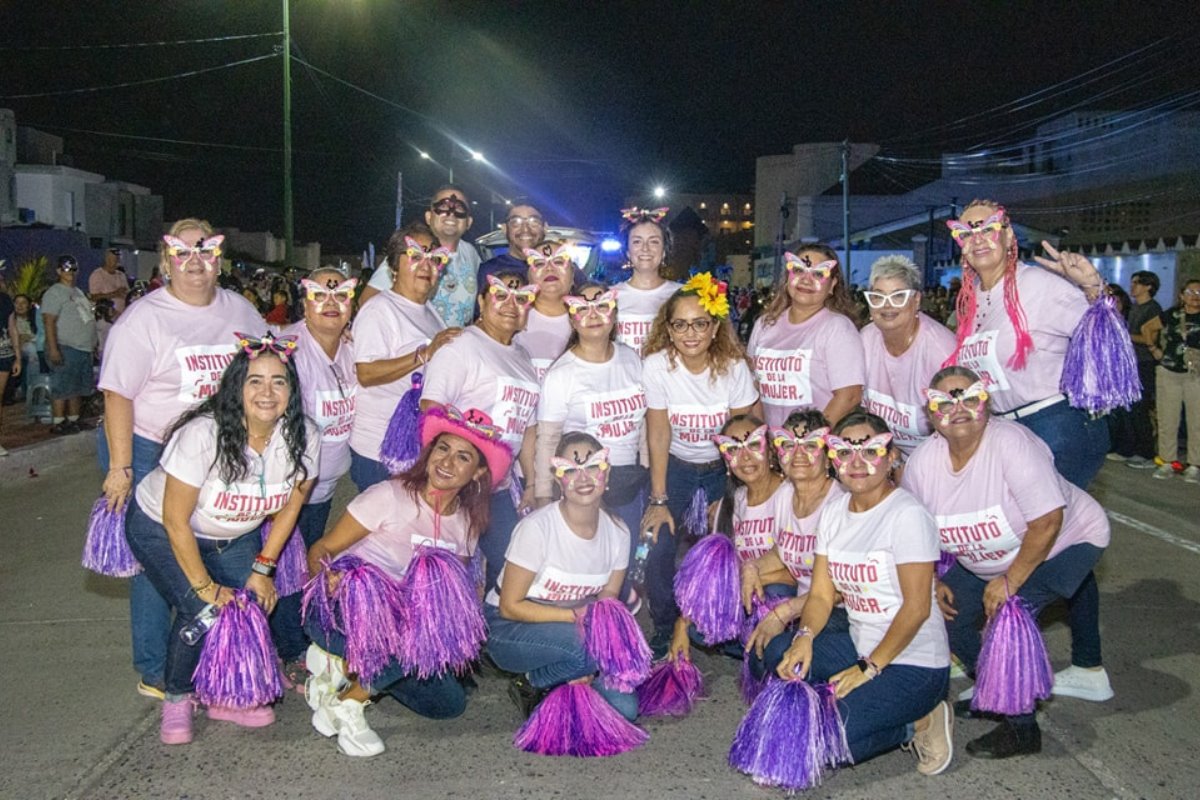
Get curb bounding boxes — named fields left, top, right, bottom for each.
left=0, top=430, right=99, bottom=480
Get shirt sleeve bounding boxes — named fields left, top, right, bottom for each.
left=301, top=420, right=322, bottom=480
left=641, top=354, right=669, bottom=410
left=97, top=310, right=152, bottom=397
left=419, top=336, right=468, bottom=406
left=159, top=419, right=214, bottom=488
left=889, top=497, right=941, bottom=564
left=40, top=286, right=66, bottom=318
left=503, top=514, right=548, bottom=573
left=608, top=514, right=631, bottom=572
left=1035, top=268, right=1089, bottom=338
left=998, top=424, right=1067, bottom=523
left=728, top=360, right=760, bottom=408
left=537, top=362, right=571, bottom=422
left=351, top=304, right=398, bottom=364
left=367, top=262, right=392, bottom=291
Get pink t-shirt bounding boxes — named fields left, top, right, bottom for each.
left=421, top=325, right=539, bottom=470
left=774, top=479, right=846, bottom=593
left=349, top=290, right=445, bottom=461
left=98, top=288, right=266, bottom=442
left=902, top=418, right=1110, bottom=579
left=341, top=480, right=475, bottom=582
left=513, top=307, right=571, bottom=381
left=816, top=489, right=949, bottom=669
left=748, top=308, right=866, bottom=427
left=861, top=314, right=957, bottom=456
left=135, top=415, right=321, bottom=540
left=485, top=503, right=629, bottom=609
left=613, top=280, right=681, bottom=352
left=953, top=264, right=1087, bottom=413
left=284, top=322, right=357, bottom=504
left=88, top=268, right=128, bottom=312
left=727, top=483, right=789, bottom=562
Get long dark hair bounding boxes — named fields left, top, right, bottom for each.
left=561, top=281, right=617, bottom=353
left=713, top=413, right=779, bottom=539
left=13, top=294, right=36, bottom=335
left=396, top=434, right=491, bottom=542
left=162, top=351, right=309, bottom=485
left=760, top=243, right=861, bottom=327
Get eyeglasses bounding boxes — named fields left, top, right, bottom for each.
left=550, top=448, right=611, bottom=487
left=59, top=261, right=79, bottom=273
left=486, top=275, right=538, bottom=309
left=825, top=433, right=893, bottom=470
left=864, top=289, right=916, bottom=309
left=668, top=318, right=713, bottom=334
left=525, top=244, right=573, bottom=275
left=431, top=198, right=469, bottom=219
left=329, top=363, right=348, bottom=400
left=506, top=214, right=544, bottom=229
left=1184, top=288, right=1200, bottom=298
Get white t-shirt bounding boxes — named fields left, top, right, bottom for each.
left=136, top=415, right=321, bottom=540
left=613, top=279, right=681, bottom=352
left=861, top=314, right=957, bottom=456
left=903, top=418, right=1110, bottom=579
left=748, top=308, right=866, bottom=427
left=641, top=350, right=759, bottom=463
left=349, top=290, right=445, bottom=461
left=485, top=503, right=630, bottom=609
left=727, top=483, right=789, bottom=563
left=341, top=480, right=475, bottom=582
left=284, top=322, right=357, bottom=504
left=513, top=307, right=572, bottom=381
left=816, top=489, right=949, bottom=669
left=537, top=345, right=646, bottom=467
left=774, top=479, right=846, bottom=593
left=421, top=325, right=539, bottom=464
left=368, top=244, right=483, bottom=328
left=99, top=288, right=266, bottom=442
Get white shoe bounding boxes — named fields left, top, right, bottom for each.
left=304, top=643, right=346, bottom=712
left=1152, top=464, right=1175, bottom=480
left=0, top=444, right=8, bottom=457
left=1105, top=452, right=1127, bottom=462
left=312, top=695, right=385, bottom=757
left=1183, top=465, right=1200, bottom=484
left=1052, top=665, right=1114, bottom=702
left=957, top=685, right=974, bottom=701
left=949, top=656, right=966, bottom=679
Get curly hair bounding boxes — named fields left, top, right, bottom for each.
left=713, top=414, right=779, bottom=539
left=162, top=350, right=309, bottom=486
left=759, top=243, right=860, bottom=328
left=641, top=287, right=747, bottom=383
left=395, top=434, right=491, bottom=543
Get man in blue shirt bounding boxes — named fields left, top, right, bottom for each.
left=476, top=198, right=546, bottom=287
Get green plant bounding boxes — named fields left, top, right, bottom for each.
left=10, top=256, right=51, bottom=302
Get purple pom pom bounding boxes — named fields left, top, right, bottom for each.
left=936, top=550, right=957, bottom=580
left=81, top=497, right=141, bottom=577
left=335, top=559, right=407, bottom=686
left=260, top=519, right=309, bottom=597
left=1061, top=294, right=1142, bottom=414
left=683, top=486, right=709, bottom=535
left=637, top=659, right=705, bottom=717
left=580, top=598, right=652, bottom=692
left=737, top=596, right=791, bottom=704
left=379, top=372, right=424, bottom=474
left=972, top=595, right=1053, bottom=715
left=514, top=683, right=648, bottom=757
left=193, top=590, right=284, bottom=708
left=674, top=534, right=741, bottom=644
left=397, top=546, right=487, bottom=679
left=815, top=682, right=852, bottom=768
left=738, top=654, right=766, bottom=705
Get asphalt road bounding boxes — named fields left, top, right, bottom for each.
left=2, top=451, right=1198, bottom=800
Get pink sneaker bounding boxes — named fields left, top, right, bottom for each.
left=206, top=704, right=276, bottom=728
left=160, top=697, right=195, bottom=745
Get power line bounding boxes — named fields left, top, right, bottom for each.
left=0, top=31, right=282, bottom=51
left=0, top=52, right=277, bottom=99
left=288, top=54, right=440, bottom=127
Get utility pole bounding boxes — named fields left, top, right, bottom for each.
left=395, top=171, right=403, bottom=229
left=282, top=0, right=294, bottom=268
left=841, top=140, right=850, bottom=281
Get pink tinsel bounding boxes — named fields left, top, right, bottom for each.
left=514, top=683, right=648, bottom=757
left=1060, top=293, right=1142, bottom=414
left=673, top=534, right=741, bottom=645
left=936, top=550, right=958, bottom=580
left=193, top=590, right=284, bottom=708
left=335, top=560, right=407, bottom=686
left=81, top=497, right=141, bottom=577
left=972, top=595, right=1053, bottom=715
left=396, top=546, right=486, bottom=679
left=637, top=659, right=705, bottom=717
left=259, top=519, right=309, bottom=597
left=580, top=598, right=652, bottom=693
left=379, top=372, right=423, bottom=474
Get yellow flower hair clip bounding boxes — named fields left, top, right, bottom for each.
left=681, top=272, right=730, bottom=319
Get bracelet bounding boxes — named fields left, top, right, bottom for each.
left=251, top=560, right=277, bottom=577
left=415, top=344, right=429, bottom=366
left=108, top=466, right=132, bottom=477
left=857, top=656, right=882, bottom=679
left=792, top=625, right=813, bottom=642
left=648, top=494, right=669, bottom=506
left=191, top=578, right=214, bottom=597
left=255, top=553, right=278, bottom=566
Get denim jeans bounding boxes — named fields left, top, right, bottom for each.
left=304, top=616, right=466, bottom=719
left=606, top=464, right=647, bottom=601
left=1014, top=401, right=1108, bottom=491
left=748, top=605, right=851, bottom=682
left=269, top=499, right=333, bottom=662
left=807, top=627, right=949, bottom=764
left=479, top=488, right=520, bottom=596
left=484, top=604, right=638, bottom=721
left=349, top=448, right=391, bottom=492
left=99, top=426, right=171, bottom=687
left=124, top=497, right=259, bottom=696
left=647, top=456, right=727, bottom=636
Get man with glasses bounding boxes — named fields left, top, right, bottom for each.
left=477, top=198, right=546, bottom=287
left=41, top=255, right=98, bottom=434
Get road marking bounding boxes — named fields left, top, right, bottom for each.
left=1040, top=714, right=1141, bottom=800
left=1107, top=510, right=1200, bottom=556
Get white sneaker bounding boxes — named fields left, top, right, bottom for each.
left=0, top=444, right=8, bottom=457
left=1152, top=464, right=1175, bottom=480
left=312, top=695, right=385, bottom=757
left=304, top=643, right=346, bottom=712
left=1105, top=452, right=1127, bottom=462
left=1183, top=465, right=1200, bottom=484
left=1052, top=665, right=1114, bottom=702
left=957, top=685, right=974, bottom=701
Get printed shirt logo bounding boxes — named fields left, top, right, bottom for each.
left=957, top=329, right=1011, bottom=391
left=863, top=388, right=923, bottom=446
left=205, top=481, right=291, bottom=525
left=314, top=387, right=356, bottom=443
left=777, top=524, right=818, bottom=581
left=493, top=377, right=540, bottom=450
left=826, top=549, right=897, bottom=620
left=733, top=514, right=776, bottom=562
left=176, top=344, right=238, bottom=403
left=668, top=402, right=729, bottom=446
left=936, top=504, right=1021, bottom=569
left=528, top=566, right=609, bottom=604
left=410, top=534, right=461, bottom=554
left=616, top=314, right=655, bottom=351
left=585, top=386, right=647, bottom=445
left=753, top=347, right=812, bottom=407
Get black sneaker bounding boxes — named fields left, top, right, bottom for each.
left=965, top=720, right=1042, bottom=759
left=507, top=675, right=547, bottom=719
left=649, top=630, right=672, bottom=661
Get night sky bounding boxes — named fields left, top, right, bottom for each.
left=3, top=1, right=1193, bottom=252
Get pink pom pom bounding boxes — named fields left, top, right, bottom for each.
left=260, top=519, right=309, bottom=597
left=193, top=590, right=284, bottom=708
left=972, top=595, right=1053, bottom=715
left=637, top=659, right=705, bottom=717
left=334, top=560, right=407, bottom=686
left=674, top=534, right=741, bottom=644
left=82, top=497, right=141, bottom=577
left=397, top=546, right=486, bottom=679
left=514, top=683, right=648, bottom=757
left=580, top=598, right=652, bottom=692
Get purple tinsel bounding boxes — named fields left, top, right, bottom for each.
left=397, top=546, right=486, bottom=679
left=637, top=659, right=705, bottom=717
left=816, top=682, right=853, bottom=768
left=936, top=550, right=958, bottom=580
left=300, top=555, right=349, bottom=638
left=683, top=486, right=709, bottom=535
left=1061, top=293, right=1142, bottom=414
left=513, top=683, right=649, bottom=757
left=738, top=596, right=791, bottom=704
left=674, top=534, right=741, bottom=645
left=379, top=371, right=424, bottom=474
left=193, top=590, right=284, bottom=708
left=580, top=598, right=652, bottom=692
left=971, top=595, right=1053, bottom=715
left=260, top=519, right=309, bottom=597
left=81, top=497, right=141, bottom=577
left=335, top=559, right=407, bottom=685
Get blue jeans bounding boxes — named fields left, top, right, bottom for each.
left=349, top=448, right=391, bottom=492
left=479, top=488, right=520, bottom=596
left=647, top=456, right=727, bottom=636
left=269, top=499, right=332, bottom=662
left=748, top=605, right=851, bottom=682
left=807, top=627, right=949, bottom=764
left=99, top=426, right=171, bottom=687
left=942, top=543, right=1104, bottom=725
left=124, top=498, right=259, bottom=696
left=484, top=604, right=638, bottom=721
left=1015, top=401, right=1108, bottom=491
left=304, top=617, right=466, bottom=719
left=606, top=464, right=647, bottom=601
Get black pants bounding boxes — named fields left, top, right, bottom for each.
left=1110, top=360, right=1157, bottom=459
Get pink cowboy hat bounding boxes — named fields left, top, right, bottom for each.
left=419, top=405, right=514, bottom=488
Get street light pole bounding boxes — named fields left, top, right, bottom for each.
left=282, top=0, right=294, bottom=268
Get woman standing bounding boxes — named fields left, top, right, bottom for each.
left=124, top=334, right=319, bottom=745
left=612, top=208, right=681, bottom=352
left=486, top=432, right=636, bottom=720
left=640, top=274, right=759, bottom=656
left=349, top=224, right=461, bottom=491
left=860, top=255, right=957, bottom=458
left=99, top=218, right=265, bottom=699
left=0, top=286, right=20, bottom=455
left=777, top=410, right=953, bottom=777
left=748, top=244, right=864, bottom=428
left=514, top=241, right=574, bottom=380
left=904, top=366, right=1112, bottom=758
left=303, top=405, right=508, bottom=757
left=1141, top=279, right=1200, bottom=482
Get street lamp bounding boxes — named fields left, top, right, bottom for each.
left=653, top=185, right=666, bottom=200
left=416, top=147, right=485, bottom=183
